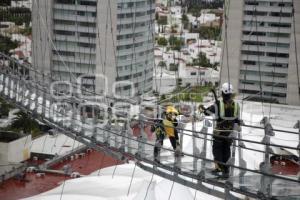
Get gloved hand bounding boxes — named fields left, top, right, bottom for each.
left=198, top=105, right=206, bottom=113
left=237, top=125, right=242, bottom=132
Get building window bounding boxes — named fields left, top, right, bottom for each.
left=79, top=0, right=97, bottom=6
left=243, top=60, right=256, bottom=65
left=54, top=19, right=76, bottom=25
left=78, top=43, right=96, bottom=48
left=241, top=50, right=264, bottom=56
left=266, top=52, right=289, bottom=58
left=55, top=0, right=75, bottom=4
left=242, top=41, right=265, bottom=46
left=52, top=50, right=75, bottom=57
left=54, top=30, right=75, bottom=36
left=79, top=32, right=96, bottom=38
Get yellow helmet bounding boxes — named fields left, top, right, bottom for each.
left=166, top=106, right=179, bottom=115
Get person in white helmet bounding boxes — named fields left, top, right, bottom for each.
left=199, top=83, right=240, bottom=178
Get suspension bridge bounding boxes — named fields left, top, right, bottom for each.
left=0, top=52, right=299, bottom=200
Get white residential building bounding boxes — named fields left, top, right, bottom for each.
left=0, top=132, right=31, bottom=176
left=220, top=0, right=300, bottom=105
left=11, top=0, right=32, bottom=10
left=32, top=0, right=155, bottom=97
left=10, top=34, right=32, bottom=63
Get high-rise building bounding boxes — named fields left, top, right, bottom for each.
left=220, top=0, right=300, bottom=105
left=32, top=0, right=155, bottom=97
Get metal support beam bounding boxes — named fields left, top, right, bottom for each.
left=192, top=104, right=197, bottom=172
left=2, top=74, right=6, bottom=96
left=227, top=123, right=239, bottom=177
left=294, top=120, right=300, bottom=180
left=126, top=118, right=133, bottom=155
left=259, top=117, right=274, bottom=198
left=294, top=120, right=300, bottom=163
left=198, top=120, right=208, bottom=178
left=237, top=126, right=247, bottom=186
left=137, top=114, right=146, bottom=158
left=41, top=74, right=46, bottom=115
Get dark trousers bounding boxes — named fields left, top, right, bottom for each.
left=212, top=136, right=232, bottom=173
left=154, top=134, right=178, bottom=159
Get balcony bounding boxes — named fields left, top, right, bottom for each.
left=239, top=83, right=287, bottom=94
left=244, top=5, right=292, bottom=13
left=242, top=35, right=290, bottom=44
left=241, top=45, right=289, bottom=54
left=241, top=55, right=289, bottom=64
left=54, top=4, right=96, bottom=12
left=53, top=14, right=96, bottom=23
left=54, top=24, right=96, bottom=33
left=243, top=15, right=292, bottom=24
left=54, top=35, right=96, bottom=44
left=243, top=25, right=291, bottom=34
left=239, top=74, right=287, bottom=83
left=240, top=65, right=288, bottom=74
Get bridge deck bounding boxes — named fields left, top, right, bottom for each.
left=0, top=56, right=299, bottom=199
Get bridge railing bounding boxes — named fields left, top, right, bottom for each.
left=1, top=53, right=300, bottom=199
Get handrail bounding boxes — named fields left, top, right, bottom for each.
left=0, top=81, right=299, bottom=184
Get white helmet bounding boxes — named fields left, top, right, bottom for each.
left=221, top=83, right=234, bottom=94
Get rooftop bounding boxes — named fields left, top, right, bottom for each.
left=0, top=150, right=121, bottom=200
left=0, top=131, right=25, bottom=143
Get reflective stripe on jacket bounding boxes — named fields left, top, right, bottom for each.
left=219, top=101, right=239, bottom=118
left=216, top=101, right=239, bottom=132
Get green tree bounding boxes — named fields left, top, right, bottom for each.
left=157, top=37, right=168, bottom=46
left=168, top=36, right=184, bottom=51
left=169, top=63, right=178, bottom=71
left=157, top=16, right=168, bottom=25
left=0, top=35, right=19, bottom=54
left=0, top=7, right=31, bottom=26
left=181, top=14, right=189, bottom=29
left=19, top=27, right=32, bottom=36
left=193, top=52, right=219, bottom=70
left=0, top=100, right=11, bottom=118
left=158, top=61, right=167, bottom=68
left=198, top=26, right=221, bottom=40
left=10, top=111, right=39, bottom=135
left=0, top=0, right=11, bottom=6
left=188, top=5, right=202, bottom=17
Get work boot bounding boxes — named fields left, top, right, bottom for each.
left=175, top=146, right=181, bottom=157
left=154, top=157, right=160, bottom=164
left=211, top=168, right=222, bottom=176
left=222, top=171, right=229, bottom=179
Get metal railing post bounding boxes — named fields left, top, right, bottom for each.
left=198, top=120, right=208, bottom=179
left=41, top=74, right=46, bottom=116
left=119, top=119, right=127, bottom=153
left=294, top=120, right=300, bottom=163
left=126, top=118, right=132, bottom=155
left=71, top=102, right=78, bottom=133
left=294, top=120, right=300, bottom=180
left=192, top=104, right=197, bottom=171
left=91, top=106, right=97, bottom=142
left=137, top=114, right=146, bottom=158
left=2, top=74, right=7, bottom=96
left=34, top=82, right=39, bottom=114
left=227, top=123, right=239, bottom=177
left=81, top=105, right=87, bottom=136
left=259, top=117, right=274, bottom=198
left=237, top=125, right=247, bottom=186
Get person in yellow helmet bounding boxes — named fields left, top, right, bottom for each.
left=152, top=106, right=181, bottom=163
